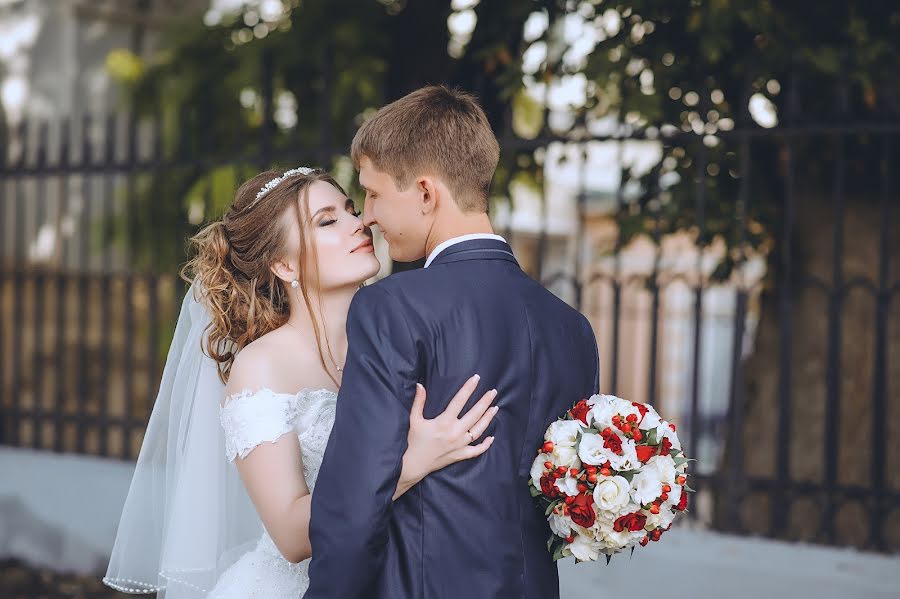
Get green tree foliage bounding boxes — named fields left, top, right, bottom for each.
left=108, top=0, right=900, bottom=275
left=522, top=0, right=899, bottom=272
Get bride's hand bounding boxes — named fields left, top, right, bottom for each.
left=394, top=375, right=498, bottom=499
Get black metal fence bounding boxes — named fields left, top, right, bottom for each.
left=1, top=67, right=898, bottom=554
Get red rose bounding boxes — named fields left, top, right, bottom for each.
left=676, top=491, right=689, bottom=511
left=660, top=437, right=673, bottom=456
left=569, top=399, right=591, bottom=425
left=540, top=475, right=559, bottom=498
left=632, top=401, right=648, bottom=420
left=602, top=430, right=623, bottom=455
left=614, top=512, right=647, bottom=533
left=635, top=445, right=657, bottom=463
left=569, top=493, right=596, bottom=528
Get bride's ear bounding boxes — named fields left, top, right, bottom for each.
left=270, top=257, right=298, bottom=286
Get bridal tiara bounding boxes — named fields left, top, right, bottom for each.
left=247, top=166, right=317, bottom=208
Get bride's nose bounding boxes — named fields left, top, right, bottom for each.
left=352, top=216, right=365, bottom=236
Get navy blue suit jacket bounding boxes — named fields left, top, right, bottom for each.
left=306, top=238, right=600, bottom=598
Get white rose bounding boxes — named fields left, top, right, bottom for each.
left=604, top=394, right=633, bottom=411
left=646, top=455, right=677, bottom=484
left=587, top=397, right=618, bottom=429
left=613, top=438, right=641, bottom=471
left=569, top=532, right=602, bottom=561
left=530, top=453, right=550, bottom=489
left=664, top=484, right=682, bottom=509
left=645, top=510, right=663, bottom=529
left=631, top=469, right=664, bottom=506
left=549, top=513, right=573, bottom=538
left=594, top=514, right=614, bottom=534
left=545, top=420, right=582, bottom=448
left=593, top=476, right=631, bottom=513
left=602, top=527, right=638, bottom=550
left=646, top=506, right=676, bottom=530
left=576, top=432, right=608, bottom=465
left=639, top=408, right=662, bottom=430
left=555, top=473, right=579, bottom=496
left=552, top=445, right=581, bottom=470
left=653, top=508, right=675, bottom=528
left=579, top=431, right=641, bottom=471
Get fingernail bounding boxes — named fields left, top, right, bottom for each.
left=488, top=436, right=495, bottom=443
left=473, top=374, right=481, bottom=381
left=492, top=406, right=499, bottom=414
left=490, top=389, right=498, bottom=396
left=416, top=383, right=424, bottom=391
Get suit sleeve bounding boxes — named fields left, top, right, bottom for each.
left=583, top=315, right=600, bottom=395
left=306, top=285, right=418, bottom=598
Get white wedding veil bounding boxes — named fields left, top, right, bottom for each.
left=103, top=284, right=262, bottom=598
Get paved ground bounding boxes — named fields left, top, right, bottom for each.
left=558, top=526, right=900, bottom=599
left=3, top=447, right=899, bottom=598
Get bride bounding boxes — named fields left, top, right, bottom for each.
left=103, top=167, right=499, bottom=598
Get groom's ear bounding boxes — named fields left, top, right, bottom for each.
left=417, top=176, right=438, bottom=216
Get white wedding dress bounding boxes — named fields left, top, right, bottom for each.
left=206, top=386, right=337, bottom=599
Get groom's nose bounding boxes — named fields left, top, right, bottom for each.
left=362, top=202, right=377, bottom=228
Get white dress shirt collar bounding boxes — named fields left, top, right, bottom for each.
left=423, top=233, right=508, bottom=268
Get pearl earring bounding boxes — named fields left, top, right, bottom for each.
left=291, top=280, right=299, bottom=289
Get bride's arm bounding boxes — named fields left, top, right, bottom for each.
left=233, top=433, right=314, bottom=563
left=228, top=362, right=499, bottom=563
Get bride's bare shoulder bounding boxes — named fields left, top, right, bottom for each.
left=226, top=327, right=316, bottom=397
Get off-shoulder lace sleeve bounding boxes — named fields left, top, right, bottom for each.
left=219, top=388, right=303, bottom=461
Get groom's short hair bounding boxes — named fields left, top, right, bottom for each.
left=351, top=85, right=500, bottom=213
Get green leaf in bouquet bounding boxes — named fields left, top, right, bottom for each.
left=545, top=499, right=561, bottom=516
left=552, top=542, right=569, bottom=562
left=618, top=469, right=640, bottom=482
left=646, top=428, right=659, bottom=445
left=605, top=554, right=612, bottom=565
left=673, top=456, right=691, bottom=468
left=684, top=483, right=695, bottom=493
left=547, top=536, right=555, bottom=553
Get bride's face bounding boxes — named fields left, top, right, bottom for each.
left=281, top=180, right=380, bottom=291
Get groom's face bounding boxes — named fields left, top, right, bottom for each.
left=358, top=156, right=428, bottom=263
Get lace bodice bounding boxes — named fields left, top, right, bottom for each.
left=219, top=387, right=337, bottom=491
left=209, top=387, right=337, bottom=599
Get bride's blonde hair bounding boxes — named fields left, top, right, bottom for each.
left=181, top=168, right=348, bottom=385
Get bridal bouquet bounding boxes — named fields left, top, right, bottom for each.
left=529, top=395, right=693, bottom=563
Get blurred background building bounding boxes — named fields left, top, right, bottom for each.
left=1, top=0, right=898, bottom=597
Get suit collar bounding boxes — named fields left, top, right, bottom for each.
left=426, top=238, right=519, bottom=268
left=424, top=233, right=507, bottom=267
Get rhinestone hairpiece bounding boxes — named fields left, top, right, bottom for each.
left=253, top=166, right=317, bottom=203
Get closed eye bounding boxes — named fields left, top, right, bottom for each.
left=318, top=199, right=358, bottom=226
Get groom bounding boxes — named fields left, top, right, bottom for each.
left=306, top=86, right=600, bottom=598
